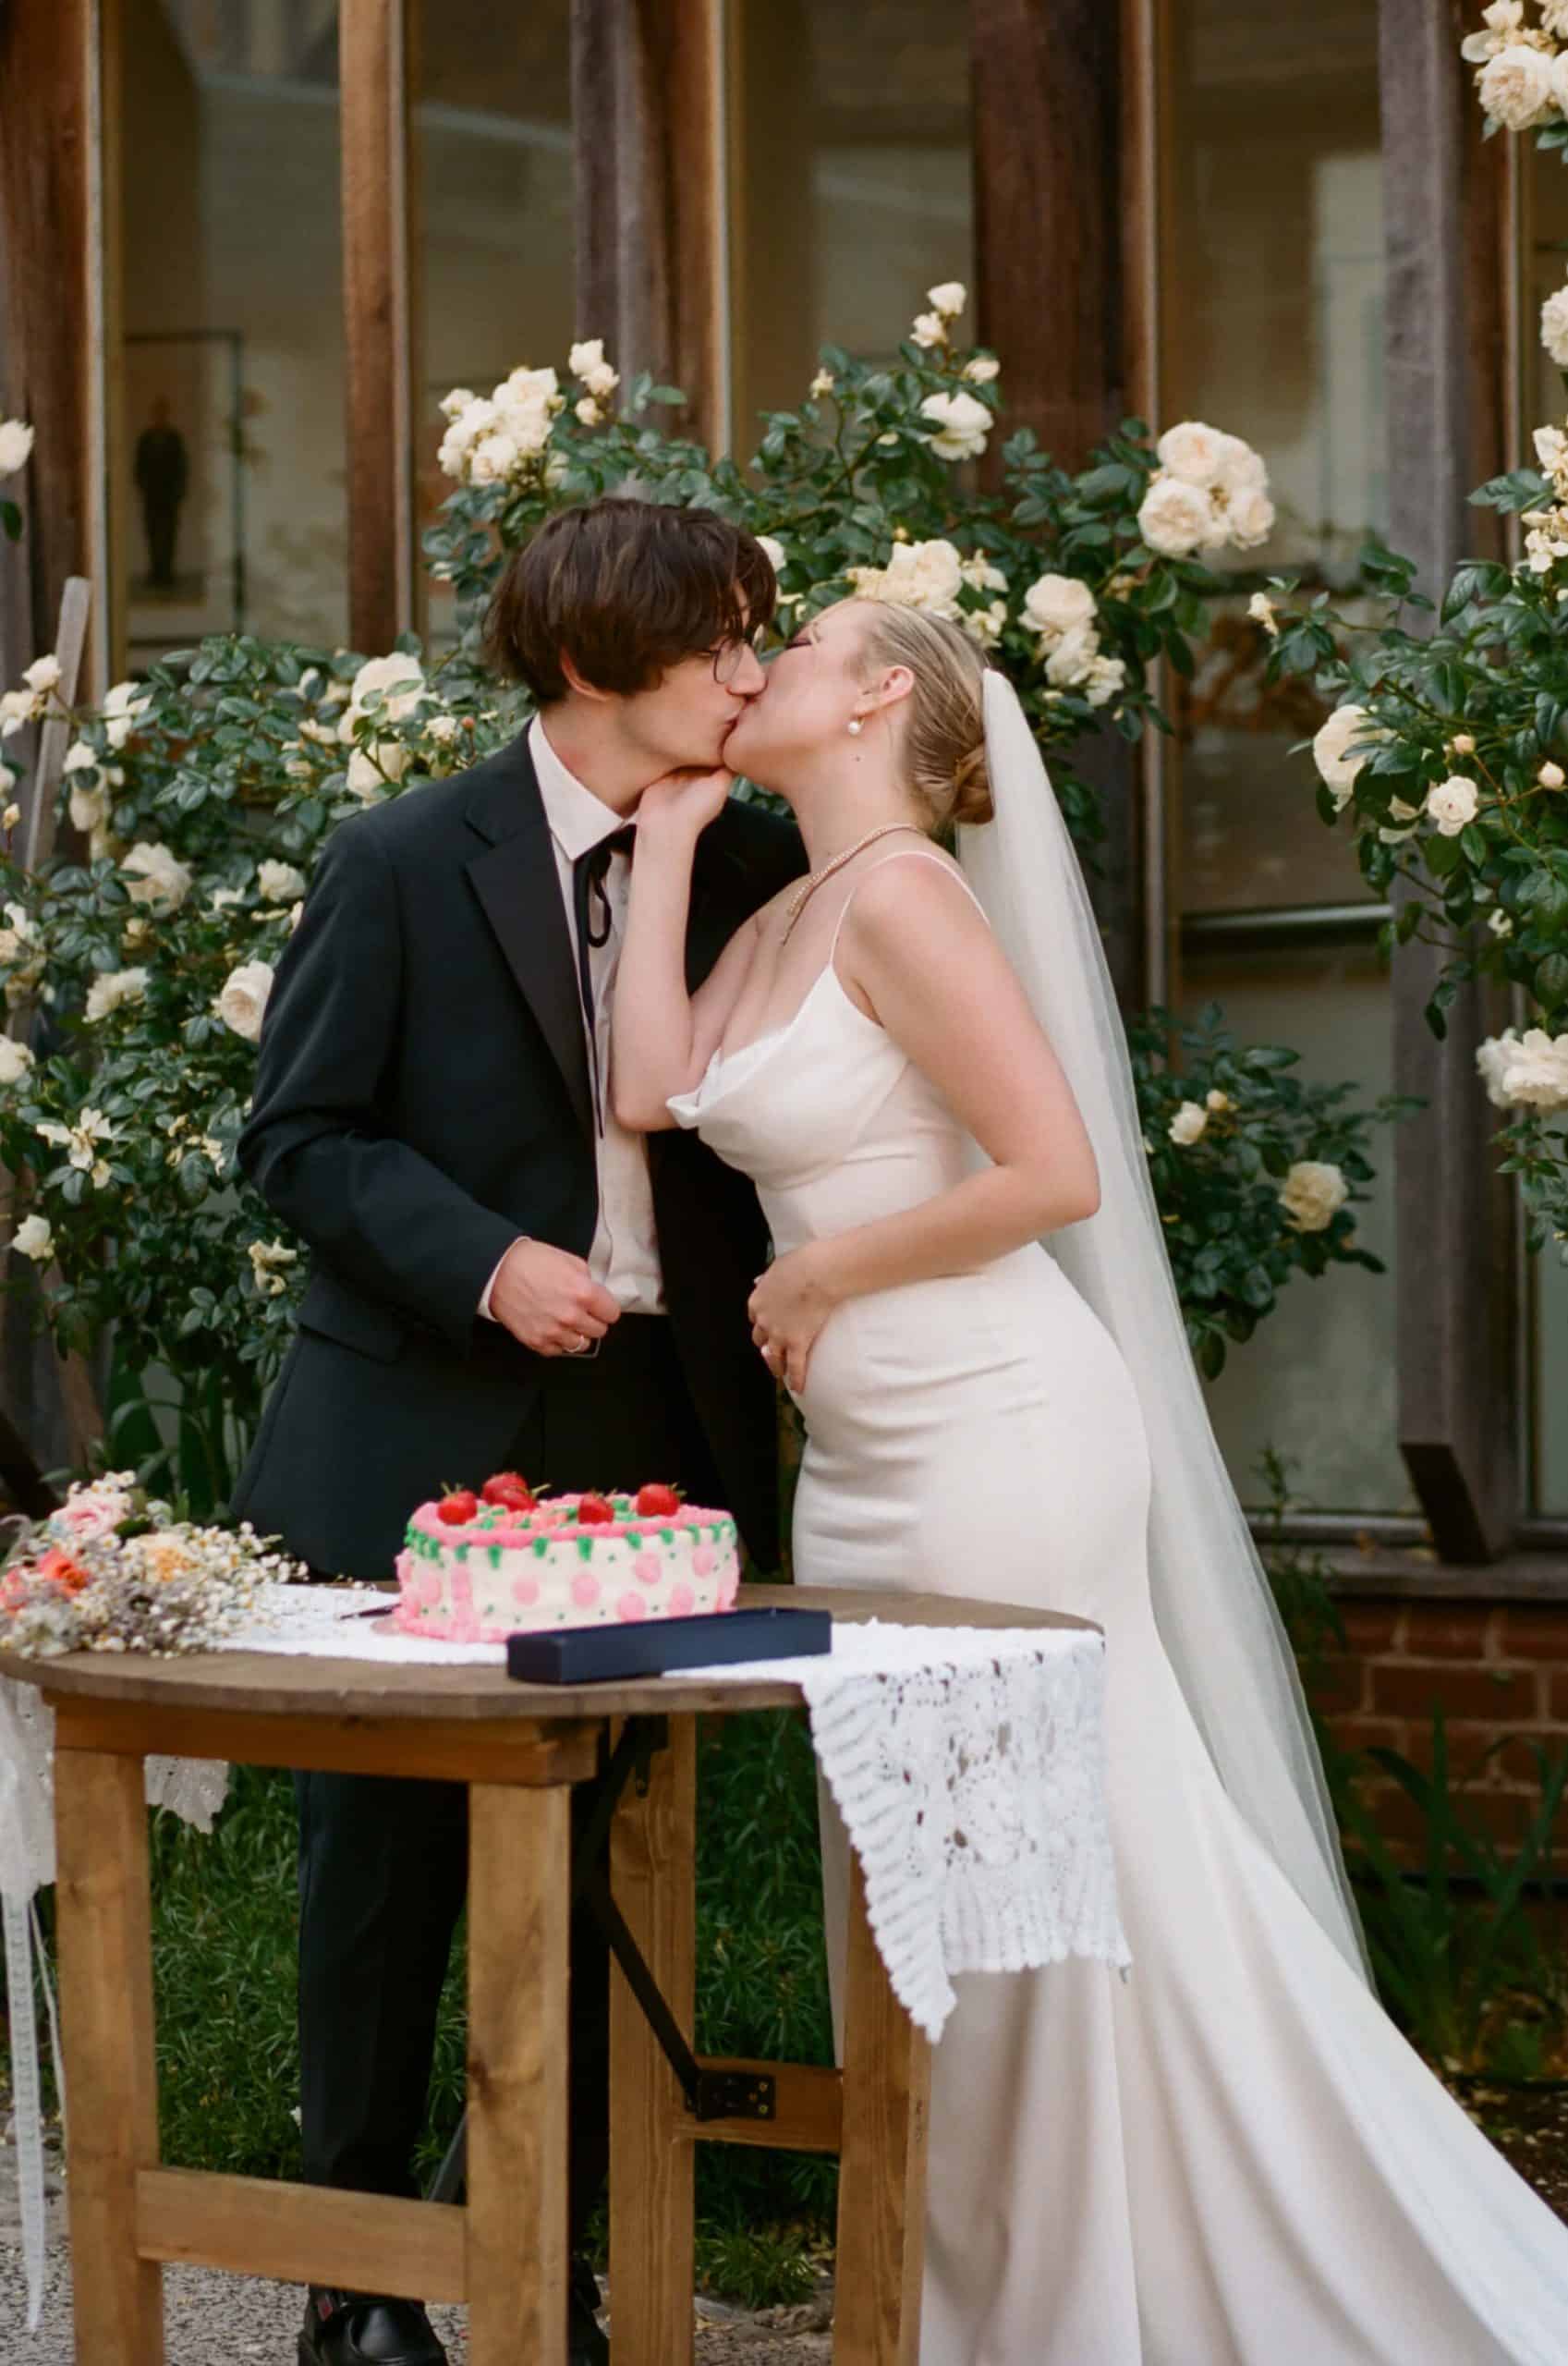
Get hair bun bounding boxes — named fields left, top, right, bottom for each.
left=950, top=740, right=993, bottom=827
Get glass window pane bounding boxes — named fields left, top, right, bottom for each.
left=120, top=3, right=346, bottom=661
left=1164, top=1, right=1384, bottom=914
left=1533, top=1253, right=1568, bottom=1517
left=1182, top=939, right=1416, bottom=1518
left=414, top=1, right=575, bottom=646
left=1529, top=140, right=1568, bottom=435
left=729, top=3, right=972, bottom=429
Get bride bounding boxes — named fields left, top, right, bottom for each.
left=612, top=594, right=1568, bottom=2362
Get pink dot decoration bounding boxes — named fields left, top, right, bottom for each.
left=511, top=1576, right=540, bottom=1607
left=617, top=1591, right=648, bottom=1622
left=692, top=1545, right=715, bottom=1577
left=572, top=1573, right=602, bottom=1608
left=634, top=1552, right=662, bottom=1587
left=416, top=1569, right=444, bottom=1610
left=669, top=1582, right=695, bottom=1617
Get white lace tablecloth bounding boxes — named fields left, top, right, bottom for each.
left=0, top=1588, right=1129, bottom=2324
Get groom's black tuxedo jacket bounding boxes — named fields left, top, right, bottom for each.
left=232, top=730, right=804, bottom=1579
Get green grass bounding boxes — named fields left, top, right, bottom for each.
left=7, top=1712, right=834, bottom=2308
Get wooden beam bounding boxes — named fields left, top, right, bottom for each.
left=1379, top=0, right=1518, bottom=1559
left=609, top=1712, right=697, bottom=2366
left=572, top=0, right=725, bottom=450
left=52, top=1696, right=602, bottom=1787
left=0, top=0, right=103, bottom=686
left=342, top=0, right=416, bottom=652
left=137, top=2167, right=466, bottom=2300
left=687, top=2058, right=842, bottom=2154
left=55, top=1746, right=166, bottom=2362
left=832, top=1852, right=931, bottom=2366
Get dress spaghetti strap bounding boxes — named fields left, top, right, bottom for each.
left=826, top=848, right=990, bottom=970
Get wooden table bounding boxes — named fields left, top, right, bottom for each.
left=1, top=1584, right=1096, bottom=2366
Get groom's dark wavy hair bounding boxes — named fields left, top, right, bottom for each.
left=484, top=497, right=778, bottom=703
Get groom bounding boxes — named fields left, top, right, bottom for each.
left=233, top=498, right=802, bottom=2366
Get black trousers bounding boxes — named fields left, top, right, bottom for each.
left=295, top=1315, right=720, bottom=2246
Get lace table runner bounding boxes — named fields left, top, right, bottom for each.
left=0, top=1591, right=1129, bottom=2324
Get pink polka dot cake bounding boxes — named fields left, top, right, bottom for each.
left=391, top=1474, right=741, bottom=1642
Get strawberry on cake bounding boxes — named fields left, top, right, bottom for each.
left=392, top=1474, right=741, bottom=1641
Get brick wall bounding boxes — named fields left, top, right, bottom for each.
left=1307, top=1599, right=1568, bottom=1858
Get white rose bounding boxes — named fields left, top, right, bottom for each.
left=1540, top=761, right=1565, bottom=788
left=1044, top=624, right=1102, bottom=689
left=0, top=689, right=33, bottom=738
left=347, top=652, right=425, bottom=726
left=1462, top=0, right=1524, bottom=58
left=1022, top=571, right=1098, bottom=642
left=1083, top=653, right=1127, bottom=709
left=68, top=783, right=106, bottom=835
left=1222, top=483, right=1276, bottom=550
left=438, top=385, right=475, bottom=421
left=84, top=966, right=148, bottom=1023
left=1496, top=1027, right=1568, bottom=1112
left=910, top=312, right=947, bottom=350
left=756, top=535, right=786, bottom=576
left=214, top=959, right=274, bottom=1043
left=1212, top=431, right=1268, bottom=493
left=0, top=420, right=34, bottom=478
left=257, top=860, right=307, bottom=904
left=10, top=1213, right=54, bottom=1263
left=1544, top=287, right=1568, bottom=371
left=22, top=655, right=60, bottom=698
left=503, top=365, right=560, bottom=407
left=1205, top=1089, right=1233, bottom=1113
left=1155, top=421, right=1227, bottom=487
left=1279, top=1160, right=1349, bottom=1233
left=0, top=1035, right=34, bottom=1086
left=423, top=713, right=459, bottom=746
left=960, top=600, right=1008, bottom=650
left=927, top=281, right=966, bottom=318
left=62, top=740, right=98, bottom=775
left=346, top=741, right=412, bottom=802
left=963, top=355, right=1001, bottom=384
left=1479, top=43, right=1559, bottom=130
left=808, top=369, right=835, bottom=399
left=919, top=390, right=991, bottom=461
left=1168, top=1101, right=1209, bottom=1146
left=101, top=680, right=152, bottom=750
left=584, top=362, right=618, bottom=402
left=1312, top=703, right=1376, bottom=808
left=1477, top=1031, right=1521, bottom=1108
left=574, top=398, right=603, bottom=428
left=1488, top=907, right=1514, bottom=939
left=1536, top=424, right=1568, bottom=478
left=878, top=538, right=966, bottom=616
left=121, top=842, right=192, bottom=911
left=568, top=340, right=606, bottom=378
left=1248, top=591, right=1280, bottom=637
left=468, top=432, right=520, bottom=484
left=1424, top=775, right=1481, bottom=835
left=1136, top=473, right=1212, bottom=557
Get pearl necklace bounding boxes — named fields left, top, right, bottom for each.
left=780, top=822, right=926, bottom=944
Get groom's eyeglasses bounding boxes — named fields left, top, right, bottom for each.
left=710, top=624, right=769, bottom=686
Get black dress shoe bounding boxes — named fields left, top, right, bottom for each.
left=298, top=2287, right=448, bottom=2366
left=569, top=2258, right=610, bottom=2366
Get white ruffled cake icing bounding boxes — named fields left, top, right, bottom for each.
left=392, top=1490, right=741, bottom=1640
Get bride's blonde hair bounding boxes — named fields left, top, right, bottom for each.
left=851, top=602, right=993, bottom=832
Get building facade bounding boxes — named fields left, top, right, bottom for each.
left=2, top=0, right=1567, bottom=1807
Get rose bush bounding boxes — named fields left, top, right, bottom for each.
left=0, top=290, right=1394, bottom=1501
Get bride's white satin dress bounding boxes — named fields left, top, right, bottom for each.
left=668, top=854, right=1568, bottom=2364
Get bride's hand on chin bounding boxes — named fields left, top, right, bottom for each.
left=748, top=1246, right=839, bottom=1396
left=637, top=765, right=735, bottom=839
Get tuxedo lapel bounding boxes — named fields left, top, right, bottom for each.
left=463, top=735, right=595, bottom=1140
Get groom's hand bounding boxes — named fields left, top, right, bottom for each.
left=489, top=1238, right=620, bottom=1356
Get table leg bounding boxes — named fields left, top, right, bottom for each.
left=468, top=1779, right=571, bottom=2365
left=833, top=1855, right=931, bottom=2366
left=54, top=1745, right=164, bottom=2364
left=609, top=1714, right=696, bottom=2366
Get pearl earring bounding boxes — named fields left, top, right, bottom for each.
left=847, top=718, right=863, bottom=737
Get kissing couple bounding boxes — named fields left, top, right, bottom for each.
left=237, top=497, right=1568, bottom=2363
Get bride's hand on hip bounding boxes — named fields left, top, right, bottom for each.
left=748, top=1247, right=839, bottom=1396
left=636, top=765, right=735, bottom=842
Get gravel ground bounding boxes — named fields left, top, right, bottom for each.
left=0, top=2128, right=831, bottom=2364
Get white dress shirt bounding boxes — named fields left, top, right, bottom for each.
left=479, top=714, right=664, bottom=1321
